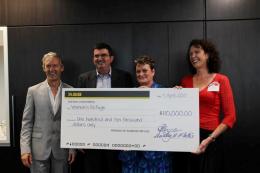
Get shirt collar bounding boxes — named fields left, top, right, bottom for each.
left=96, top=68, right=112, bottom=77
left=46, top=80, right=62, bottom=89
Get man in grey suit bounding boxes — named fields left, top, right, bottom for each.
left=77, top=42, right=133, bottom=173
left=20, top=52, right=76, bottom=173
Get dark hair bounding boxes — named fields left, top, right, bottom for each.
left=134, top=55, right=155, bottom=70
left=93, top=42, right=114, bottom=56
left=187, top=39, right=221, bottom=74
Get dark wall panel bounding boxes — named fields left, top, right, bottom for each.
left=8, top=24, right=133, bottom=92
left=55, top=24, right=134, bottom=86
left=6, top=0, right=204, bottom=26
left=90, top=24, right=133, bottom=75
left=0, top=0, right=7, bottom=25
left=168, top=22, right=204, bottom=86
left=207, top=0, right=260, bottom=20
left=207, top=20, right=260, bottom=172
left=132, top=23, right=169, bottom=86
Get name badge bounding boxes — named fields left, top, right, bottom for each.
left=208, top=81, right=220, bottom=92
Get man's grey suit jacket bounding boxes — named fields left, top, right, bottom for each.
left=20, top=80, right=71, bottom=160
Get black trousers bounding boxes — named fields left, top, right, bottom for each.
left=187, top=128, right=224, bottom=173
left=82, top=149, right=121, bottom=173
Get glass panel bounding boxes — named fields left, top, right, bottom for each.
left=0, top=27, right=10, bottom=146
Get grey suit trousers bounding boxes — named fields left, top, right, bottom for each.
left=30, top=152, right=68, bottom=173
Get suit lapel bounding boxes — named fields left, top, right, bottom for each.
left=43, top=80, right=55, bottom=116
left=88, top=71, right=97, bottom=88
left=54, top=82, right=64, bottom=117
left=111, top=68, right=118, bottom=88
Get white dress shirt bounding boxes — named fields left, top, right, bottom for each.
left=96, top=69, right=112, bottom=88
left=47, top=81, right=61, bottom=115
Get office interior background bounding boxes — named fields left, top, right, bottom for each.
left=0, top=0, right=260, bottom=172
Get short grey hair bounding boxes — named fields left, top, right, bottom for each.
left=42, top=52, right=62, bottom=68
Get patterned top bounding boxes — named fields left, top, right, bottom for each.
left=119, top=82, right=172, bottom=173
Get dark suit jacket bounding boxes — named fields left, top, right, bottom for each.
left=76, top=68, right=133, bottom=173
left=77, top=68, right=134, bottom=88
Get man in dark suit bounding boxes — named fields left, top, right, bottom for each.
left=78, top=43, right=133, bottom=88
left=77, top=42, right=134, bottom=173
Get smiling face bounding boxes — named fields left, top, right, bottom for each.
left=136, top=63, right=155, bottom=87
left=93, top=48, right=113, bottom=74
left=42, top=56, right=64, bottom=82
left=189, top=45, right=209, bottom=70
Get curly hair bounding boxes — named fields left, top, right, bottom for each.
left=187, top=39, right=221, bottom=74
left=134, top=55, right=155, bottom=70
